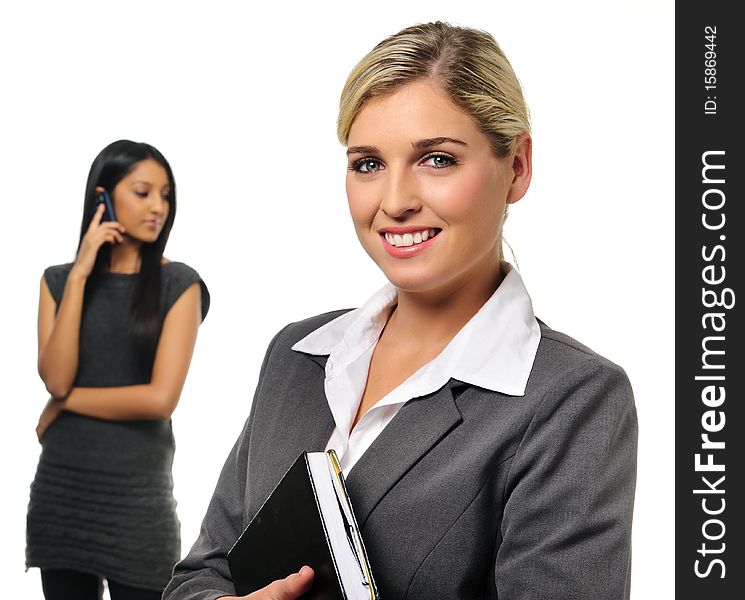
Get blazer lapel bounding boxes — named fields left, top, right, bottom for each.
left=252, top=353, right=335, bottom=509
left=344, top=381, right=463, bottom=528
left=284, top=354, right=335, bottom=454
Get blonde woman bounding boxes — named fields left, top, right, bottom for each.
left=165, top=22, right=637, bottom=600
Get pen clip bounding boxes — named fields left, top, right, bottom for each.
left=327, top=449, right=375, bottom=598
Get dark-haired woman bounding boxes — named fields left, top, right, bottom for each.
left=26, top=140, right=210, bottom=600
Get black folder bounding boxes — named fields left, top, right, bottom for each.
left=227, top=450, right=379, bottom=599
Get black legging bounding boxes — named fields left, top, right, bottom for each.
left=40, top=569, right=163, bottom=600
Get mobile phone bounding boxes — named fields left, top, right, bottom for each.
left=96, top=190, right=116, bottom=222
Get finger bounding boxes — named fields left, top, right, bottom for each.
left=88, top=203, right=106, bottom=231
left=107, top=229, right=125, bottom=244
left=252, top=566, right=314, bottom=600
left=102, top=220, right=126, bottom=233
left=276, top=566, right=314, bottom=599
left=99, top=227, right=124, bottom=241
left=99, top=221, right=126, bottom=234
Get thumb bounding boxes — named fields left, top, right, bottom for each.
left=266, top=566, right=314, bottom=600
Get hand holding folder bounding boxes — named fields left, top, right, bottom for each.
left=227, top=450, right=380, bottom=599
left=219, top=565, right=314, bottom=600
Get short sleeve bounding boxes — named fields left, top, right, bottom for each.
left=43, top=263, right=74, bottom=308
left=163, top=262, right=210, bottom=322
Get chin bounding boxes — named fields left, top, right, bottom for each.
left=363, top=249, right=434, bottom=292
left=131, top=232, right=161, bottom=244
left=377, top=264, right=448, bottom=294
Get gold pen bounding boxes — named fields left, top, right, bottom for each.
left=327, top=449, right=376, bottom=600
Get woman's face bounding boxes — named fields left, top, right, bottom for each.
left=346, top=80, right=530, bottom=296
left=109, top=158, right=171, bottom=244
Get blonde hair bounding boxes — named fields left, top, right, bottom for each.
left=337, top=21, right=530, bottom=158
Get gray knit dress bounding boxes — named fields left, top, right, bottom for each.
left=26, top=261, right=210, bottom=590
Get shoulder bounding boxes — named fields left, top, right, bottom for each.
left=43, top=262, right=74, bottom=282
left=270, top=309, right=354, bottom=352
left=249, top=309, right=354, bottom=389
left=529, top=319, right=633, bottom=401
left=42, top=263, right=74, bottom=302
left=161, top=261, right=210, bottom=320
left=162, top=260, right=203, bottom=283
left=506, top=320, right=637, bottom=476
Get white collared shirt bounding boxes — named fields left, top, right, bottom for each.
left=291, top=266, right=541, bottom=475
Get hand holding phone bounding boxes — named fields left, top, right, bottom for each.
left=70, top=192, right=126, bottom=279
left=96, top=189, right=116, bottom=222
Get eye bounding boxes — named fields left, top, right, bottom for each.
left=421, top=152, right=457, bottom=169
left=135, top=191, right=149, bottom=198
left=350, top=158, right=384, bottom=174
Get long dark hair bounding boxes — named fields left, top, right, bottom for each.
left=79, top=140, right=177, bottom=368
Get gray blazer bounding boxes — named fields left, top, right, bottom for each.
left=164, top=310, right=637, bottom=600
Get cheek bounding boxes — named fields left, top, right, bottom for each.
left=346, top=176, right=378, bottom=229
left=425, top=166, right=505, bottom=229
left=113, top=194, right=135, bottom=218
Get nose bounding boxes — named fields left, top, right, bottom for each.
left=148, top=193, right=166, bottom=216
left=379, top=168, right=422, bottom=219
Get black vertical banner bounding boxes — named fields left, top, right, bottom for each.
left=676, top=3, right=744, bottom=598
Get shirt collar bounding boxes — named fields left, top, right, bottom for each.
left=291, top=265, right=540, bottom=397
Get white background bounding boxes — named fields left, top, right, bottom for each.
left=1, top=1, right=674, bottom=597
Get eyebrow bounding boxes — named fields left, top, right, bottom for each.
left=413, top=137, right=467, bottom=149
left=346, top=137, right=467, bottom=156
left=347, top=145, right=379, bottom=156
left=132, top=180, right=170, bottom=189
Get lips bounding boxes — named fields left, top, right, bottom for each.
left=383, top=228, right=439, bottom=248
left=378, top=227, right=441, bottom=257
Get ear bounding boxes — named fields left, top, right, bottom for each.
left=95, top=185, right=106, bottom=194
left=506, top=133, right=532, bottom=205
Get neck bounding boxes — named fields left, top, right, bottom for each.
left=388, top=257, right=505, bottom=349
left=109, top=239, right=142, bottom=273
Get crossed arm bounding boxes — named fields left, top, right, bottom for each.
left=36, top=272, right=202, bottom=436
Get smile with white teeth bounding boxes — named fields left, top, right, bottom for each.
left=384, top=228, right=439, bottom=248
